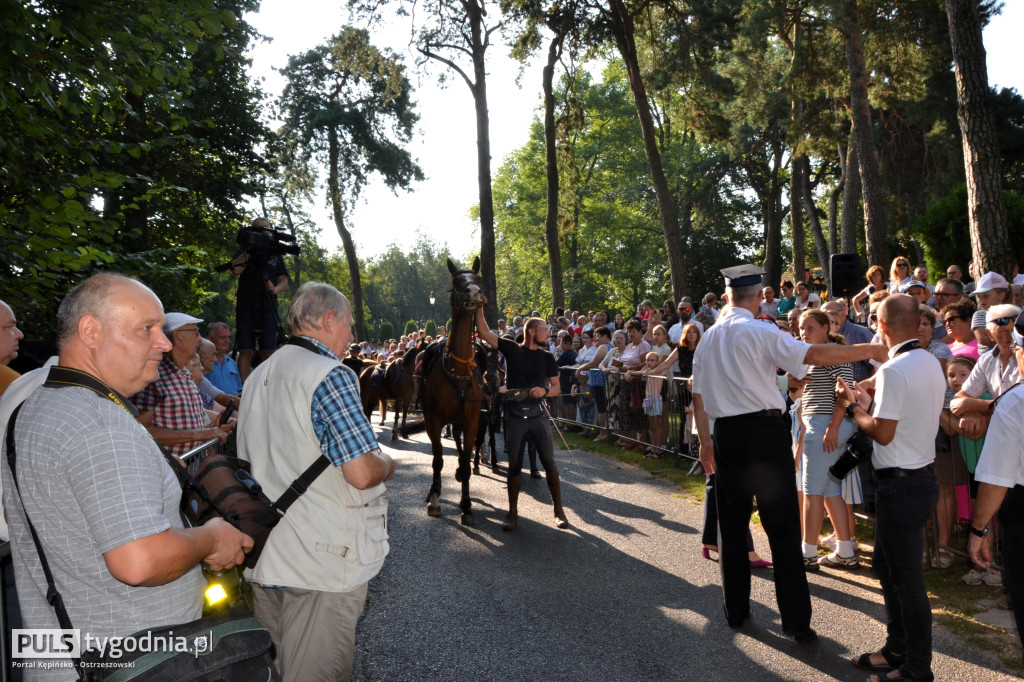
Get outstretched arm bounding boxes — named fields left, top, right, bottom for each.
left=476, top=306, right=499, bottom=349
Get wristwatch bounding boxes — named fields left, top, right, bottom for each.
left=845, top=403, right=860, bottom=419
left=969, top=525, right=989, bottom=538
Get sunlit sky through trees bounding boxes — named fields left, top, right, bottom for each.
left=246, top=1, right=1024, bottom=264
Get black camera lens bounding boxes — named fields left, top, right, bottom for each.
left=828, top=430, right=873, bottom=481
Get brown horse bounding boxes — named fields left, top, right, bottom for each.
left=418, top=258, right=486, bottom=525
left=358, top=342, right=420, bottom=441
left=472, top=343, right=501, bottom=475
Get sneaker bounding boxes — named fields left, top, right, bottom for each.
left=820, top=533, right=837, bottom=551
left=983, top=567, right=1003, bottom=586
left=818, top=552, right=860, bottom=569
left=962, top=566, right=986, bottom=585
left=803, top=556, right=820, bottom=571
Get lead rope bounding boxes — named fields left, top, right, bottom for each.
left=540, top=398, right=590, bottom=493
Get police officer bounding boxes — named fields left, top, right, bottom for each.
left=692, top=265, right=885, bottom=641
left=966, top=310, right=1024, bottom=651
left=476, top=308, right=568, bottom=531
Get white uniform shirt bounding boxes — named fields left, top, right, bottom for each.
left=961, top=347, right=1021, bottom=399
left=668, top=319, right=704, bottom=344
left=692, top=307, right=810, bottom=419
left=871, top=340, right=945, bottom=470
left=975, top=386, right=1024, bottom=488
left=0, top=357, right=58, bottom=541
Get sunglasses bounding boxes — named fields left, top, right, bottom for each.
left=897, top=262, right=909, bottom=267
left=869, top=314, right=879, bottom=322
left=942, top=317, right=960, bottom=326
left=990, top=317, right=1015, bottom=327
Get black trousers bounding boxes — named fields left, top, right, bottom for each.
left=504, top=413, right=556, bottom=477
left=713, top=413, right=811, bottom=632
left=1000, top=485, right=1024, bottom=654
left=702, top=473, right=754, bottom=551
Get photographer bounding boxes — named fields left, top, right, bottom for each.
left=836, top=294, right=945, bottom=682
left=231, top=217, right=290, bottom=379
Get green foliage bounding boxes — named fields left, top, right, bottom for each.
left=378, top=321, right=395, bottom=343
left=360, top=234, right=453, bottom=336
left=0, top=0, right=268, bottom=339
left=404, top=319, right=419, bottom=335
left=913, top=185, right=1024, bottom=273
left=424, top=319, right=438, bottom=337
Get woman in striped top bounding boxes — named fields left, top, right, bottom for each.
left=797, top=309, right=860, bottom=569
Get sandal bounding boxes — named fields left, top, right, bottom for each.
left=852, top=650, right=905, bottom=671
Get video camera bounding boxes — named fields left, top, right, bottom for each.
left=215, top=223, right=300, bottom=272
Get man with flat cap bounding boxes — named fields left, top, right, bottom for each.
left=693, top=264, right=886, bottom=641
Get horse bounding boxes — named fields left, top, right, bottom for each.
left=472, top=343, right=502, bottom=475
left=358, top=342, right=420, bottom=441
left=415, top=258, right=486, bottom=526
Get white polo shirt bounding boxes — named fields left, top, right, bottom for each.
left=871, top=340, right=945, bottom=470
left=961, top=346, right=1021, bottom=399
left=975, top=386, right=1024, bottom=488
left=668, top=319, right=704, bottom=344
left=692, top=307, right=810, bottom=419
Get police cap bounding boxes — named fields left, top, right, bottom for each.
left=720, top=264, right=765, bottom=288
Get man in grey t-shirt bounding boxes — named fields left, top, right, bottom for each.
left=1, top=275, right=251, bottom=680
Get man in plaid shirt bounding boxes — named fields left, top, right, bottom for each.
left=134, top=312, right=234, bottom=457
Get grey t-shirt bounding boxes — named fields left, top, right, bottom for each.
left=2, top=385, right=203, bottom=680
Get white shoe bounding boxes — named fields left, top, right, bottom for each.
left=818, top=551, right=860, bottom=569
left=962, top=567, right=986, bottom=585
left=983, top=567, right=1003, bottom=586
left=820, top=533, right=836, bottom=551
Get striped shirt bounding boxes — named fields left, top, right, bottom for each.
left=802, top=347, right=853, bottom=416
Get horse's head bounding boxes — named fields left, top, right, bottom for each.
left=447, top=257, right=485, bottom=315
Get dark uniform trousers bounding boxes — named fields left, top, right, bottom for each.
left=999, top=485, right=1024, bottom=652
left=713, top=413, right=811, bottom=632
left=504, top=408, right=556, bottom=477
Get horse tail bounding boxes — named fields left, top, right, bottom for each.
left=399, top=416, right=427, bottom=437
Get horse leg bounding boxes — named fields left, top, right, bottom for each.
left=425, top=421, right=444, bottom=517
left=459, top=410, right=480, bottom=527
left=379, top=397, right=388, bottom=426
left=391, top=398, right=401, bottom=441
left=488, top=419, right=498, bottom=471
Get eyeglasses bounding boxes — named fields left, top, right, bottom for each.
left=176, top=327, right=200, bottom=335
left=942, top=317, right=960, bottom=326
left=897, top=262, right=909, bottom=267
left=869, top=314, right=879, bottom=322
left=990, top=317, right=1015, bottom=327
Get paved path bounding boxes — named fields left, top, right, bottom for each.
left=351, top=426, right=1017, bottom=681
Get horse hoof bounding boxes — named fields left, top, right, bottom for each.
left=473, top=466, right=480, bottom=475
left=427, top=503, right=441, bottom=517
left=392, top=432, right=399, bottom=441
left=460, top=513, right=476, bottom=526
left=455, top=469, right=466, bottom=483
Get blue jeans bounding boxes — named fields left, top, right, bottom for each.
left=873, top=471, right=939, bottom=679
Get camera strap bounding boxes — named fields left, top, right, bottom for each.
left=891, top=339, right=921, bottom=357
left=5, top=404, right=86, bottom=679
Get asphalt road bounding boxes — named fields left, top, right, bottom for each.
left=351, top=425, right=1017, bottom=681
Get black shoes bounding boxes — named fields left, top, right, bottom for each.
left=784, top=627, right=818, bottom=644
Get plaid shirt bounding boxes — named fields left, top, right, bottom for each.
left=301, top=337, right=379, bottom=466
left=133, top=357, right=210, bottom=457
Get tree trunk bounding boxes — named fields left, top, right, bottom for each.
left=328, top=127, right=367, bottom=341
left=839, top=132, right=861, bottom=254
left=802, top=156, right=832, bottom=293
left=757, top=140, right=785, bottom=290
left=467, top=0, right=498, bottom=327
left=828, top=144, right=845, bottom=255
left=542, top=35, right=565, bottom=310
left=945, top=0, right=1013, bottom=276
left=607, top=0, right=686, bottom=300
left=791, top=154, right=805, bottom=283
left=841, top=0, right=887, bottom=267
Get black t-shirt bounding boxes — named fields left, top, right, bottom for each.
left=499, top=338, right=558, bottom=403
left=236, top=251, right=289, bottom=310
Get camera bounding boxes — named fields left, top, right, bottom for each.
left=828, top=429, right=873, bottom=481
left=214, top=224, right=300, bottom=272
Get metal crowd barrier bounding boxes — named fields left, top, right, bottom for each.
left=546, top=370, right=698, bottom=467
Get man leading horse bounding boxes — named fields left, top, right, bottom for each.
left=476, top=307, right=570, bottom=531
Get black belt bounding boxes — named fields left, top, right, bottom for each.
left=873, top=464, right=935, bottom=481
left=719, top=409, right=783, bottom=420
